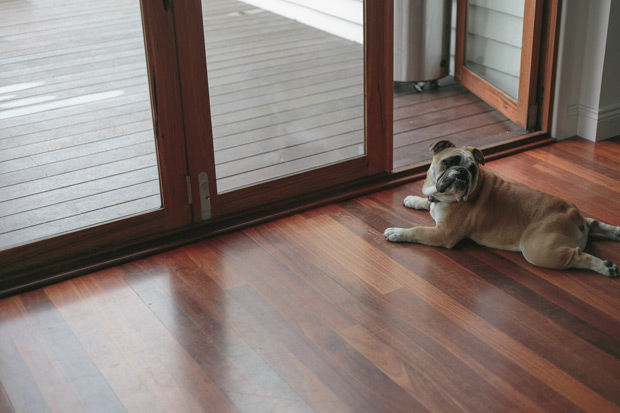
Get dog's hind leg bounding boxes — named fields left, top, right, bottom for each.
left=565, top=249, right=619, bottom=278
left=586, top=218, right=620, bottom=240
left=523, top=243, right=619, bottom=277
left=521, top=222, right=619, bottom=277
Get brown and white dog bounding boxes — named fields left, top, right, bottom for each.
left=384, top=140, right=620, bottom=277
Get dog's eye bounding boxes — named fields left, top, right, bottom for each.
left=444, top=156, right=461, bottom=167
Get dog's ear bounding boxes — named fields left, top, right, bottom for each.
left=428, top=140, right=455, bottom=154
left=464, top=146, right=485, bottom=165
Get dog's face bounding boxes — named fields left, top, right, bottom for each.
left=422, top=140, right=485, bottom=203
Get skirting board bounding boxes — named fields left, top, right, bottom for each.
left=566, top=102, right=620, bottom=141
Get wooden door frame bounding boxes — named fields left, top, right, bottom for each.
left=536, top=0, right=562, bottom=133
left=176, top=0, right=394, bottom=218
left=0, top=0, right=395, bottom=296
left=455, top=0, right=544, bottom=130
left=0, top=0, right=193, bottom=294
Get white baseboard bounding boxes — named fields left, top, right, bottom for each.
left=595, top=103, right=620, bottom=141
left=566, top=103, right=620, bottom=141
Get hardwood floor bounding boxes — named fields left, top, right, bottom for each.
left=1, top=137, right=619, bottom=412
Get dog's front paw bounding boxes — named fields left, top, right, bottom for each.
left=603, top=260, right=619, bottom=278
left=403, top=195, right=429, bottom=210
left=384, top=227, right=409, bottom=242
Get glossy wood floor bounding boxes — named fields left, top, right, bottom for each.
left=1, top=137, right=619, bottom=412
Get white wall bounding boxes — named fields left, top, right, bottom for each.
left=552, top=0, right=620, bottom=141
left=596, top=0, right=620, bottom=140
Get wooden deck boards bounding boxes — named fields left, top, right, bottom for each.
left=0, top=0, right=524, bottom=250
left=0, top=0, right=158, bottom=250
left=392, top=80, right=525, bottom=168
left=203, top=1, right=366, bottom=190
left=0, top=138, right=618, bottom=411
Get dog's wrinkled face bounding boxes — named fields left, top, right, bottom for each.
left=422, top=140, right=485, bottom=203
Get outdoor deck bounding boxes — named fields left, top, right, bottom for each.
left=0, top=0, right=524, bottom=250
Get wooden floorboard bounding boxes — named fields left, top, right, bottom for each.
left=0, top=137, right=619, bottom=411
left=0, top=0, right=524, bottom=250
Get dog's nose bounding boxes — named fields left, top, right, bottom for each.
left=452, top=166, right=469, bottom=180
left=437, top=167, right=469, bottom=193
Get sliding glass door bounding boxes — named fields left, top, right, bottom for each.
left=176, top=0, right=392, bottom=218
left=0, top=0, right=394, bottom=292
left=0, top=0, right=194, bottom=288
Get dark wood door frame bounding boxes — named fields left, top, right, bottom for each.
left=536, top=0, right=562, bottom=133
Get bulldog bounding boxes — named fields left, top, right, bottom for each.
left=384, top=140, right=620, bottom=277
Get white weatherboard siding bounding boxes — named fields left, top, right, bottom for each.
left=449, top=0, right=523, bottom=92
left=468, top=0, right=525, bottom=18
left=466, top=2, right=523, bottom=47
left=238, top=0, right=364, bottom=44
left=463, top=0, right=524, bottom=99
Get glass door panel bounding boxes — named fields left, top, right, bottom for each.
left=455, top=0, right=543, bottom=129
left=0, top=0, right=160, bottom=249
left=1, top=0, right=195, bottom=287
left=201, top=0, right=365, bottom=193
left=464, top=0, right=525, bottom=99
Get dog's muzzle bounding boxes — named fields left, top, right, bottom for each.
left=436, top=166, right=470, bottom=194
